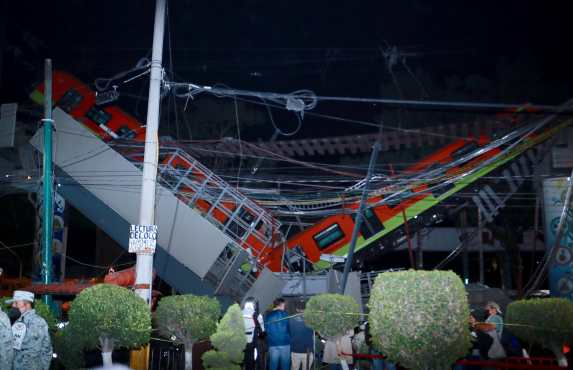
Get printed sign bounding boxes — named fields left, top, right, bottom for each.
left=129, top=224, right=158, bottom=253
left=543, top=177, right=573, bottom=300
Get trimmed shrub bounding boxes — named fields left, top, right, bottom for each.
left=368, top=270, right=470, bottom=370
left=304, top=293, right=360, bottom=338
left=68, top=284, right=151, bottom=366
left=155, top=294, right=220, bottom=369
left=506, top=298, right=573, bottom=367
left=202, top=304, right=246, bottom=370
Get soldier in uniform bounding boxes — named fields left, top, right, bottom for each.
left=1, top=306, right=14, bottom=369
left=6, top=290, right=53, bottom=370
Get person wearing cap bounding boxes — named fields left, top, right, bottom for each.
left=484, top=301, right=504, bottom=337
left=7, top=290, right=53, bottom=370
left=242, top=297, right=265, bottom=370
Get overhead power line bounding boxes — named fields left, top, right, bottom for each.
left=168, top=80, right=573, bottom=115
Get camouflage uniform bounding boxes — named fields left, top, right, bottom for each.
left=12, top=310, right=52, bottom=370
left=0, top=310, right=13, bottom=369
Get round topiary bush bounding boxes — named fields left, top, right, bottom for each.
left=304, top=293, right=360, bottom=338
left=155, top=294, right=221, bottom=369
left=68, top=284, right=151, bottom=366
left=202, top=304, right=246, bottom=370
left=368, top=270, right=470, bottom=370
left=506, top=298, right=573, bottom=367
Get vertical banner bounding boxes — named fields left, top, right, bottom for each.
left=543, top=177, right=573, bottom=299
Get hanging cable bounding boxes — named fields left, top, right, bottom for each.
left=94, top=58, right=151, bottom=92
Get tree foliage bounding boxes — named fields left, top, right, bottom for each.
left=506, top=298, right=573, bottom=365
left=304, top=293, right=360, bottom=338
left=202, top=304, right=246, bottom=369
left=202, top=351, right=241, bottom=370
left=54, top=324, right=85, bottom=369
left=155, top=294, right=220, bottom=347
left=34, top=299, right=57, bottom=333
left=368, top=270, right=470, bottom=370
left=68, top=284, right=151, bottom=351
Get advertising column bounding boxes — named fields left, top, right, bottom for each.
left=543, top=177, right=573, bottom=299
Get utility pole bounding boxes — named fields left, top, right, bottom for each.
left=133, top=0, right=166, bottom=305
left=478, top=207, right=484, bottom=284
left=339, top=125, right=383, bottom=294
left=41, top=59, right=54, bottom=305
left=461, top=210, right=469, bottom=285
left=416, top=230, right=423, bottom=269
left=130, top=2, right=165, bottom=369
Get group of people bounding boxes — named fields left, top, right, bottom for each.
left=241, top=297, right=393, bottom=370
left=242, top=298, right=518, bottom=370
left=242, top=297, right=314, bottom=370
left=0, top=290, right=53, bottom=370
left=456, top=301, right=526, bottom=369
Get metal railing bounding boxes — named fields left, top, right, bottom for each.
left=111, top=141, right=280, bottom=300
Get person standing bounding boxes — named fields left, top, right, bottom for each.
left=321, top=329, right=354, bottom=370
left=242, top=297, right=265, bottom=370
left=485, top=302, right=504, bottom=337
left=288, top=301, right=314, bottom=370
left=265, top=298, right=291, bottom=370
left=483, top=303, right=506, bottom=360
left=7, top=290, right=52, bottom=370
left=0, top=308, right=13, bottom=369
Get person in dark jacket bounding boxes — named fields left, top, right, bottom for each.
left=265, top=298, right=291, bottom=370
left=289, top=301, right=314, bottom=370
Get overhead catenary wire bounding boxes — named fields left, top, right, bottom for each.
left=168, top=79, right=573, bottom=115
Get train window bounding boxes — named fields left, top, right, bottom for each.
left=352, top=208, right=385, bottom=240
left=423, top=163, right=440, bottom=172
left=451, top=142, right=479, bottom=159
left=313, top=223, right=345, bottom=250
left=386, top=189, right=413, bottom=208
left=57, top=89, right=83, bottom=112
left=86, top=106, right=112, bottom=127
left=117, top=126, right=136, bottom=140
left=431, top=182, right=455, bottom=198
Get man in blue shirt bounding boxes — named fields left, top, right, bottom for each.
left=289, top=301, right=314, bottom=370
left=265, top=298, right=291, bottom=370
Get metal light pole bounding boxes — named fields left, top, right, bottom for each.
left=134, top=0, right=166, bottom=305
left=478, top=207, right=484, bottom=284
left=339, top=133, right=382, bottom=294
left=41, top=59, right=54, bottom=305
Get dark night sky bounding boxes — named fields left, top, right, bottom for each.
left=2, top=1, right=573, bottom=102
left=0, top=1, right=571, bottom=281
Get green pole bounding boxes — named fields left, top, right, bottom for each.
left=42, top=59, right=53, bottom=305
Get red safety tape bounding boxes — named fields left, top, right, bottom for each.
left=456, top=357, right=562, bottom=370
left=344, top=354, right=563, bottom=369
left=341, top=352, right=386, bottom=359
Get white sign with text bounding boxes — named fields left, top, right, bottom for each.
left=129, top=224, right=158, bottom=253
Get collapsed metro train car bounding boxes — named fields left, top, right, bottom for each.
left=31, top=71, right=568, bottom=274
